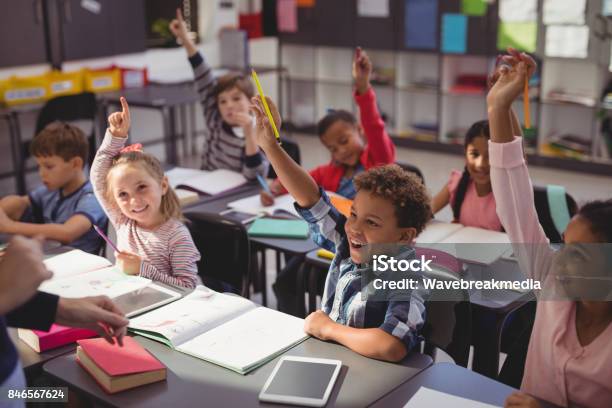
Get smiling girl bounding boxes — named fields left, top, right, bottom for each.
left=91, top=97, right=200, bottom=289
left=431, top=120, right=502, bottom=231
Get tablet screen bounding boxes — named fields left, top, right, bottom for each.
left=113, top=286, right=179, bottom=317
left=264, top=359, right=338, bottom=399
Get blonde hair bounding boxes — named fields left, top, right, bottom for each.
left=106, top=151, right=182, bottom=222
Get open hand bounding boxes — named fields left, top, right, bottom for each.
left=352, top=47, right=372, bottom=95
left=487, top=48, right=536, bottom=110
left=108, top=97, right=131, bottom=138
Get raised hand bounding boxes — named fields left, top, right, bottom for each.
left=169, top=8, right=189, bottom=41
left=352, top=47, right=372, bottom=95
left=108, top=97, right=131, bottom=138
left=249, top=96, right=282, bottom=150
left=487, top=48, right=536, bottom=110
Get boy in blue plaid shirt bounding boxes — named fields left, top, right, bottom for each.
left=251, top=96, right=432, bottom=362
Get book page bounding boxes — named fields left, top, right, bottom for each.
left=39, top=266, right=150, bottom=298
left=416, top=221, right=464, bottom=244
left=43, top=249, right=112, bottom=280
left=438, top=227, right=511, bottom=265
left=166, top=167, right=211, bottom=189
left=177, top=307, right=307, bottom=373
left=227, top=193, right=299, bottom=217
left=177, top=169, right=247, bottom=195
left=129, top=287, right=256, bottom=347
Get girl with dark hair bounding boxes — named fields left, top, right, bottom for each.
left=431, top=120, right=502, bottom=231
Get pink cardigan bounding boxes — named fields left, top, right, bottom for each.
left=489, top=137, right=612, bottom=408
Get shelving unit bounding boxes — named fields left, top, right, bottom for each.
left=277, top=0, right=612, bottom=175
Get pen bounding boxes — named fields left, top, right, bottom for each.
left=251, top=68, right=281, bottom=143
left=256, top=174, right=272, bottom=194
left=93, top=225, right=120, bottom=253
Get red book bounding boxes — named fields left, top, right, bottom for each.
left=76, top=337, right=166, bottom=394
left=18, top=324, right=97, bottom=353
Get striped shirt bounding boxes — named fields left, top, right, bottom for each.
left=91, top=132, right=201, bottom=289
left=295, top=190, right=425, bottom=350
left=188, top=52, right=268, bottom=180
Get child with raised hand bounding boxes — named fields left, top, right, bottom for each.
left=431, top=120, right=502, bottom=230
left=251, top=95, right=431, bottom=362
left=91, top=97, right=201, bottom=289
left=487, top=49, right=612, bottom=408
left=260, top=47, right=395, bottom=205
left=169, top=9, right=267, bottom=180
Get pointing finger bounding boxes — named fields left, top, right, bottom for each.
left=120, top=97, right=130, bottom=121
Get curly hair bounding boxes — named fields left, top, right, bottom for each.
left=354, top=164, right=431, bottom=234
left=30, top=121, right=88, bottom=166
left=106, top=151, right=182, bottom=222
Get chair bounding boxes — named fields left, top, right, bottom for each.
left=396, top=161, right=425, bottom=185
left=18, top=93, right=98, bottom=192
left=267, top=137, right=301, bottom=179
left=533, top=185, right=577, bottom=243
left=184, top=211, right=251, bottom=297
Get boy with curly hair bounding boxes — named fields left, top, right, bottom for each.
left=251, top=96, right=432, bottom=362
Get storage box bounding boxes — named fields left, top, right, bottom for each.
left=2, top=74, right=48, bottom=106
left=83, top=67, right=121, bottom=93
left=117, top=66, right=148, bottom=89
left=47, top=70, right=84, bottom=98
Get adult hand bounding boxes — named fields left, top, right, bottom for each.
left=0, top=236, right=52, bottom=315
left=56, top=296, right=128, bottom=346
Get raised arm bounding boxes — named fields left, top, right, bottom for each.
left=169, top=8, right=197, bottom=57
left=250, top=96, right=320, bottom=208
left=487, top=49, right=553, bottom=283
left=91, top=97, right=131, bottom=226
left=353, top=48, right=395, bottom=164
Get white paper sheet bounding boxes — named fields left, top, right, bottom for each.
left=357, top=0, right=389, bottom=17
left=416, top=222, right=464, bottom=244
left=543, top=0, right=586, bottom=25
left=545, top=25, right=589, bottom=59
left=403, top=387, right=501, bottom=408
left=227, top=193, right=300, bottom=217
left=499, top=0, right=537, bottom=22
left=39, top=266, right=150, bottom=299
left=43, top=249, right=112, bottom=280
left=129, top=287, right=256, bottom=346
left=165, top=167, right=211, bottom=189
left=177, top=307, right=306, bottom=372
left=176, top=169, right=247, bottom=195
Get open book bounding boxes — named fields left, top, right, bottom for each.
left=227, top=193, right=299, bottom=218
left=129, top=286, right=308, bottom=374
left=40, top=250, right=181, bottom=317
left=416, top=221, right=511, bottom=265
left=166, top=167, right=247, bottom=195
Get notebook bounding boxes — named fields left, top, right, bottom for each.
left=167, top=167, right=247, bottom=195
left=129, top=286, right=308, bottom=374
left=175, top=189, right=199, bottom=207
left=416, top=222, right=511, bottom=265
left=248, top=218, right=309, bottom=239
left=18, top=324, right=97, bottom=353
left=403, top=387, right=500, bottom=408
left=40, top=250, right=181, bottom=317
left=76, top=337, right=166, bottom=394
left=227, top=193, right=300, bottom=217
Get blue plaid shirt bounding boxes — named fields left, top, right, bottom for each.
left=295, top=190, right=425, bottom=351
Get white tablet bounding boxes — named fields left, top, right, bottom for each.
left=112, top=284, right=182, bottom=317
left=259, top=356, right=342, bottom=407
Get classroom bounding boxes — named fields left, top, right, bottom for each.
left=1, top=1, right=611, bottom=407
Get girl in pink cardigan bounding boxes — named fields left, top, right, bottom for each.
left=488, top=48, right=612, bottom=408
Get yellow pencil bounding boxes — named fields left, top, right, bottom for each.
left=524, top=78, right=531, bottom=129
left=251, top=68, right=281, bottom=143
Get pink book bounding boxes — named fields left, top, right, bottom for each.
left=18, top=324, right=97, bottom=353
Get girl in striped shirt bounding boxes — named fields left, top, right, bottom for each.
left=91, top=97, right=201, bottom=289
